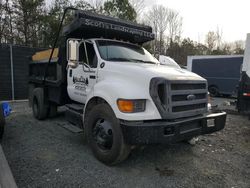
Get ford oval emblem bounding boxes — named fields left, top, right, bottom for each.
left=187, top=94, right=196, bottom=101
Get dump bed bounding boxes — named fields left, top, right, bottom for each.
left=29, top=58, right=59, bottom=83
left=63, top=10, right=154, bottom=44
left=32, top=48, right=59, bottom=62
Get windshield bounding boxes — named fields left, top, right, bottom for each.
left=96, top=40, right=159, bottom=64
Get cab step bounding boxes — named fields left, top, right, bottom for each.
left=65, top=103, right=84, bottom=129
left=65, top=103, right=84, bottom=113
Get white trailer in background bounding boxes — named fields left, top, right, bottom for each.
left=237, top=33, right=250, bottom=113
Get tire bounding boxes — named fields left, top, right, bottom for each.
left=85, top=103, right=131, bottom=165
left=209, top=86, right=219, bottom=97
left=0, top=103, right=5, bottom=141
left=32, top=88, right=49, bottom=120
left=28, top=84, right=35, bottom=107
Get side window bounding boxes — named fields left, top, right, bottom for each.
left=86, top=43, right=97, bottom=68
left=78, top=42, right=97, bottom=68
left=78, top=43, right=86, bottom=63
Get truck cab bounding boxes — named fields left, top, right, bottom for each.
left=29, top=9, right=226, bottom=165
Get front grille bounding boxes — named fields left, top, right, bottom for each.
left=149, top=77, right=207, bottom=120
left=172, top=103, right=206, bottom=112
left=150, top=78, right=208, bottom=120
left=168, top=81, right=208, bottom=118
left=172, top=93, right=206, bottom=101
left=171, top=83, right=206, bottom=90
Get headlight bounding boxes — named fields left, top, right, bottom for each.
left=208, top=92, right=211, bottom=103
left=207, top=92, right=212, bottom=111
left=117, top=99, right=146, bottom=113
left=207, top=103, right=212, bottom=111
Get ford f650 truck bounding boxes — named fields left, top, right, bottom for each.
left=29, top=8, right=226, bottom=165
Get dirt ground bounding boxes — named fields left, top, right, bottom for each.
left=1, top=100, right=250, bottom=188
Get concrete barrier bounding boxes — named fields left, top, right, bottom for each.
left=0, top=145, right=17, bottom=188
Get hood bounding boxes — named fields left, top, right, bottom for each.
left=102, top=61, right=206, bottom=82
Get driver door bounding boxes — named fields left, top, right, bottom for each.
left=67, top=41, right=98, bottom=104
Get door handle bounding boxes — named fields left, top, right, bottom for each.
left=89, top=75, right=96, bottom=79
left=69, top=69, right=72, bottom=77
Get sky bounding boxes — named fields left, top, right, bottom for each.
left=46, top=0, right=249, bottom=43
left=143, top=0, right=250, bottom=43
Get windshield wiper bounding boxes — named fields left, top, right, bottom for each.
left=107, top=57, right=132, bottom=62
left=107, top=58, right=156, bottom=64
left=129, top=59, right=156, bottom=64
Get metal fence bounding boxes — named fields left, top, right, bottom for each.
left=0, top=44, right=43, bottom=100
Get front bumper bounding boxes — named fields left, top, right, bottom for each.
left=120, top=111, right=226, bottom=144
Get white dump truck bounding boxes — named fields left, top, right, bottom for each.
left=29, top=8, right=226, bottom=165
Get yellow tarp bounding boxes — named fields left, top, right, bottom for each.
left=32, top=48, right=59, bottom=62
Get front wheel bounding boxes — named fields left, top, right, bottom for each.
left=85, top=103, right=131, bottom=165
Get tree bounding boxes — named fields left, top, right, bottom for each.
left=144, top=6, right=159, bottom=54
left=215, top=26, right=223, bottom=49
left=145, top=5, right=169, bottom=54
left=205, top=31, right=217, bottom=53
left=167, top=9, right=182, bottom=44
left=103, top=0, right=136, bottom=21
left=0, top=0, right=14, bottom=43
left=41, top=0, right=72, bottom=47
left=156, top=6, right=169, bottom=54
left=75, top=0, right=96, bottom=11
left=166, top=38, right=193, bottom=65
left=87, top=0, right=104, bottom=12
left=12, top=0, right=46, bottom=46
left=129, top=0, right=145, bottom=19
left=144, top=5, right=182, bottom=55
left=0, top=0, right=6, bottom=42
left=233, top=40, right=245, bottom=54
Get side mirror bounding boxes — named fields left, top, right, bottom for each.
left=67, top=39, right=79, bottom=68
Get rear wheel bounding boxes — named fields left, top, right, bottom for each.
left=209, top=86, right=219, bottom=97
left=85, top=103, right=131, bottom=165
left=32, top=88, right=48, bottom=120
left=0, top=103, right=5, bottom=141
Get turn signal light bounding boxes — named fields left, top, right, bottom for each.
left=117, top=99, right=146, bottom=113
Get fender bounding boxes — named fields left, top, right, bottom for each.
left=84, top=78, right=161, bottom=121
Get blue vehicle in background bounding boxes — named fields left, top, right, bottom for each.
left=187, top=55, right=243, bottom=97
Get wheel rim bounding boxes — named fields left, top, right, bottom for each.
left=92, top=118, right=113, bottom=151
left=209, top=87, right=218, bottom=96
left=33, top=98, right=38, bottom=117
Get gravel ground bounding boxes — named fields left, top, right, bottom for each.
left=1, top=100, right=250, bottom=188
